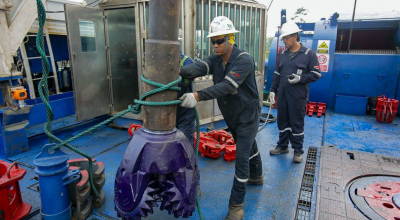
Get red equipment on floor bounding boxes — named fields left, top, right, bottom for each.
left=194, top=130, right=236, bottom=162
left=194, top=132, right=226, bottom=158
left=306, top=102, right=326, bottom=117
left=128, top=124, right=142, bottom=137
left=357, top=181, right=400, bottom=220
left=0, top=161, right=32, bottom=220
left=224, top=143, right=236, bottom=162
left=376, top=96, right=398, bottom=123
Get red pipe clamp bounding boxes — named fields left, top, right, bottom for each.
left=0, top=161, right=32, bottom=220
left=194, top=130, right=237, bottom=162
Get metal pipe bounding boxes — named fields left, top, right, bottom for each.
left=263, top=9, right=268, bottom=72
left=253, top=8, right=257, bottom=59
left=135, top=3, right=144, bottom=101
left=238, top=4, right=241, bottom=48
left=227, top=2, right=230, bottom=19
left=143, top=1, right=147, bottom=32
left=244, top=5, right=247, bottom=51
left=258, top=8, right=263, bottom=71
left=143, top=0, right=181, bottom=131
left=222, top=1, right=224, bottom=16
left=347, top=0, right=357, bottom=53
left=215, top=1, right=217, bottom=17
left=234, top=4, right=236, bottom=24
left=181, top=0, right=185, bottom=54
left=44, top=24, right=60, bottom=94
left=103, top=10, right=114, bottom=112
left=201, top=0, right=204, bottom=60
left=249, top=6, right=252, bottom=54
left=275, top=26, right=281, bottom=68
left=208, top=0, right=211, bottom=56
left=19, top=43, right=35, bottom=99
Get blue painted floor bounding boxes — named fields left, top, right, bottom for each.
left=6, top=107, right=400, bottom=219
left=324, top=110, right=400, bottom=158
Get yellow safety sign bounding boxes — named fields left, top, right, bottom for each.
left=317, top=49, right=329, bottom=54
left=318, top=42, right=329, bottom=48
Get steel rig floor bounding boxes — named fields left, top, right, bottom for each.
left=4, top=107, right=400, bottom=220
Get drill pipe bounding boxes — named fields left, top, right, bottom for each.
left=143, top=0, right=181, bottom=131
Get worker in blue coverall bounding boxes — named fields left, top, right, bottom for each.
left=269, top=21, right=321, bottom=163
left=177, top=52, right=195, bottom=144
left=178, top=16, right=263, bottom=220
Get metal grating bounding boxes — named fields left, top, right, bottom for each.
left=335, top=49, right=398, bottom=54
left=295, top=147, right=318, bottom=220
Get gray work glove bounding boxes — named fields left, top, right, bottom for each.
left=179, top=93, right=197, bottom=108
left=288, top=74, right=301, bottom=84
left=269, top=92, right=276, bottom=105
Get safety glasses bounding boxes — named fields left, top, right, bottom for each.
left=282, top=35, right=293, bottom=42
left=211, top=38, right=226, bottom=45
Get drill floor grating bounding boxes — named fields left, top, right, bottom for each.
left=295, top=147, right=318, bottom=220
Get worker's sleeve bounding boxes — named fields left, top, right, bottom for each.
left=300, top=51, right=321, bottom=84
left=197, top=54, right=253, bottom=101
left=270, top=56, right=281, bottom=93
left=183, top=56, right=194, bottom=67
left=180, top=57, right=213, bottom=79
left=182, top=56, right=195, bottom=84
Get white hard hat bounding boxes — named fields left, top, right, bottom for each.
left=280, top=21, right=302, bottom=38
left=207, top=16, right=239, bottom=38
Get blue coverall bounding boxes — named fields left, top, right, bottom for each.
left=177, top=53, right=195, bottom=144
left=270, top=45, right=321, bottom=154
left=180, top=46, right=262, bottom=205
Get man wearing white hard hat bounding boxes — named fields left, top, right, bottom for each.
left=269, top=21, right=321, bottom=163
left=179, top=16, right=263, bottom=220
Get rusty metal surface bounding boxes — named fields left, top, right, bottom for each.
left=142, top=0, right=180, bottom=131
left=357, top=181, right=400, bottom=220
left=316, top=146, right=400, bottom=220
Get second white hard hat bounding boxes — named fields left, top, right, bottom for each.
left=280, top=21, right=302, bottom=38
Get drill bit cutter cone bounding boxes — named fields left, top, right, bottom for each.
left=114, top=1, right=200, bottom=219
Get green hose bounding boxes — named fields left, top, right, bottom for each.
left=36, top=0, right=202, bottom=218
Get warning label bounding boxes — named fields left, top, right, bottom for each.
left=317, top=54, right=329, bottom=72
left=317, top=40, right=330, bottom=55
left=318, top=42, right=329, bottom=48
left=317, top=49, right=329, bottom=54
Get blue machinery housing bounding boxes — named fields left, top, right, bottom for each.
left=1, top=11, right=400, bottom=159
left=265, top=12, right=400, bottom=111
